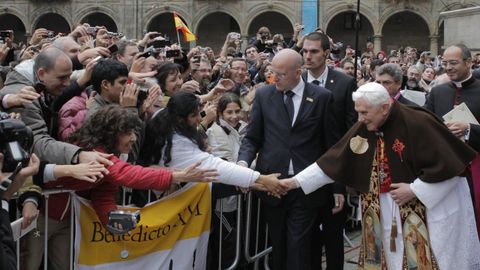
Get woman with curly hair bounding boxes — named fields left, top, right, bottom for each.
left=44, top=105, right=217, bottom=227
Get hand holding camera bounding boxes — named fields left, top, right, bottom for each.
left=28, top=28, right=47, bottom=46
left=120, top=82, right=139, bottom=108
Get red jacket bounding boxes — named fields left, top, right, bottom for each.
left=44, top=153, right=173, bottom=226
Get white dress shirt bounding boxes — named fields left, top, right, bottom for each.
left=307, top=68, right=329, bottom=87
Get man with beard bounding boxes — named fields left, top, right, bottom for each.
left=190, top=58, right=213, bottom=95
left=404, top=65, right=422, bottom=91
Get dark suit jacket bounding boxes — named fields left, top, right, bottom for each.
left=238, top=82, right=340, bottom=207
left=425, top=77, right=480, bottom=151
left=302, top=68, right=357, bottom=135
left=0, top=209, right=15, bottom=270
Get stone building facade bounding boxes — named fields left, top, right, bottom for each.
left=0, top=0, right=478, bottom=54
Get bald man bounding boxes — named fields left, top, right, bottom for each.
left=238, top=49, right=340, bottom=270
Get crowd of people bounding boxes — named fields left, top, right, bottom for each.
left=0, top=21, right=479, bottom=270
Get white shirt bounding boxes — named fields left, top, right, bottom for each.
left=307, top=68, right=329, bottom=87
left=286, top=79, right=305, bottom=126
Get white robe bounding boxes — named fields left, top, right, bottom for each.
left=296, top=163, right=480, bottom=270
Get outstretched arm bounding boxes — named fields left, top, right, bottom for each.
left=280, top=162, right=334, bottom=194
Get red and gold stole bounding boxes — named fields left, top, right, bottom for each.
left=358, top=135, right=439, bottom=270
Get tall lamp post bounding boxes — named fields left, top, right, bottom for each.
left=353, top=0, right=361, bottom=82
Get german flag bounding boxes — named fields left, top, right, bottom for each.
left=173, top=11, right=196, bottom=42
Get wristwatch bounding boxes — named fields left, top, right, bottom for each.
left=71, top=150, right=82, bottom=164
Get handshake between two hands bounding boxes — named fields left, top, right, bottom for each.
left=253, top=174, right=299, bottom=198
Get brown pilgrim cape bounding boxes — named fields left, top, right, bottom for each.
left=317, top=101, right=477, bottom=193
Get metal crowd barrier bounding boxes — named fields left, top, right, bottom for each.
left=12, top=188, right=275, bottom=270
left=11, top=189, right=76, bottom=270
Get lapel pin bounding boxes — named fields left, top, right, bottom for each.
left=330, top=79, right=334, bottom=83
left=306, top=97, right=313, bottom=102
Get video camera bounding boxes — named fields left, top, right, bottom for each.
left=0, top=112, right=33, bottom=172
left=107, top=210, right=140, bottom=234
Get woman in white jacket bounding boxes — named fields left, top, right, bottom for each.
left=139, top=91, right=283, bottom=195
left=205, top=93, right=248, bottom=268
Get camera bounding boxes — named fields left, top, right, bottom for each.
left=231, top=33, right=241, bottom=40
left=260, top=32, right=269, bottom=40
left=0, top=30, right=13, bottom=43
left=86, top=27, right=98, bottom=36
left=107, top=44, right=118, bottom=54
left=0, top=113, right=33, bottom=172
left=166, top=49, right=181, bottom=58
left=136, top=85, right=149, bottom=108
left=149, top=39, right=171, bottom=48
left=138, top=46, right=159, bottom=59
left=107, top=210, right=140, bottom=234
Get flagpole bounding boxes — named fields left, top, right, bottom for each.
left=173, top=12, right=182, bottom=48
left=176, top=29, right=182, bottom=48
left=354, top=0, right=361, bottom=83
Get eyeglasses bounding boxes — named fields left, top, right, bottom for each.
left=441, top=60, right=462, bottom=67
left=270, top=70, right=287, bottom=80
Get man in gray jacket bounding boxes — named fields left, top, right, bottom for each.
left=0, top=47, right=112, bottom=166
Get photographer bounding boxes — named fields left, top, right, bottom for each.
left=0, top=153, right=40, bottom=270
left=251, top=26, right=271, bottom=53
left=220, top=32, right=242, bottom=59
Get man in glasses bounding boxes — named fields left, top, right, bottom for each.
left=238, top=49, right=339, bottom=270
left=376, top=63, right=416, bottom=106
left=425, top=44, right=480, bottom=236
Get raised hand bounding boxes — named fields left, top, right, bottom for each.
left=119, top=83, right=139, bottom=107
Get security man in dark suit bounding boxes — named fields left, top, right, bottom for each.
left=301, top=31, right=357, bottom=269
left=238, top=49, right=339, bottom=270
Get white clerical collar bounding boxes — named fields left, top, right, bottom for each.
left=307, top=67, right=329, bottom=86
left=452, top=73, right=472, bottom=88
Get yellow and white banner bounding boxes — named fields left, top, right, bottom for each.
left=73, top=183, right=211, bottom=270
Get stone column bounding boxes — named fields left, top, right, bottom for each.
left=429, top=35, right=440, bottom=55
left=373, top=34, right=382, bottom=54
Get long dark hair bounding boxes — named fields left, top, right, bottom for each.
left=139, top=91, right=206, bottom=166
left=68, top=105, right=142, bottom=155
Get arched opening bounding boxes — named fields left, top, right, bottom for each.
left=35, top=13, right=70, bottom=36
left=196, top=12, right=240, bottom=53
left=0, top=13, right=26, bottom=43
left=248, top=11, right=293, bottom=43
left=147, top=12, right=190, bottom=46
left=81, top=12, right=118, bottom=32
left=382, top=11, right=430, bottom=53
left=326, top=12, right=374, bottom=53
